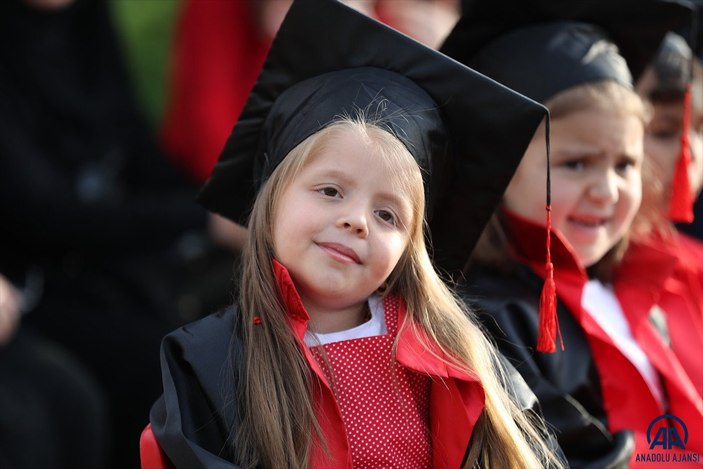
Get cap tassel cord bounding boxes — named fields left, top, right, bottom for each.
left=536, top=207, right=562, bottom=352
left=668, top=83, right=694, bottom=223
left=537, top=117, right=563, bottom=353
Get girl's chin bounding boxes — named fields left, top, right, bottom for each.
left=572, top=244, right=615, bottom=269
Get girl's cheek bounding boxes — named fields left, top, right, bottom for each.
left=689, top=135, right=703, bottom=195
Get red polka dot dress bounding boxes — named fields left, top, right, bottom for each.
left=309, top=295, right=432, bottom=468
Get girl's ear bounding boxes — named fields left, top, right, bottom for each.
left=376, top=281, right=389, bottom=296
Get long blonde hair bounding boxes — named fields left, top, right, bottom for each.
left=234, top=116, right=563, bottom=468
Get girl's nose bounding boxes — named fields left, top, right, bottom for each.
left=338, top=210, right=369, bottom=237
left=589, top=170, right=619, bottom=204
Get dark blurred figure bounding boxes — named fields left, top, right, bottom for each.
left=0, top=0, right=236, bottom=466
left=0, top=272, right=109, bottom=469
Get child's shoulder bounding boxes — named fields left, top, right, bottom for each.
left=463, top=263, right=543, bottom=307
left=173, top=306, right=237, bottom=334
left=162, top=305, right=240, bottom=363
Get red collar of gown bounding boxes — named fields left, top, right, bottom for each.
left=271, top=259, right=486, bottom=468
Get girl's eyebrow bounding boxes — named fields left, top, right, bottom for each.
left=553, top=146, right=644, bottom=164
left=312, top=168, right=355, bottom=185
left=651, top=112, right=682, bottom=123
left=551, top=149, right=599, bottom=160
left=551, top=143, right=605, bottom=158
left=377, top=191, right=409, bottom=210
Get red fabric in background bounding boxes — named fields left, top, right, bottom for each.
left=160, top=0, right=271, bottom=183
left=159, top=1, right=408, bottom=184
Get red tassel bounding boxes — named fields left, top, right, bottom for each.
left=536, top=205, right=562, bottom=353
left=537, top=263, right=557, bottom=352
left=668, top=84, right=694, bottom=223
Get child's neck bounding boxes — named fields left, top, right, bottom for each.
left=304, top=299, right=371, bottom=334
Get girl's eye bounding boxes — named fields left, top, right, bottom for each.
left=562, top=159, right=586, bottom=171
left=649, top=128, right=679, bottom=141
left=648, top=120, right=680, bottom=141
left=615, top=158, right=636, bottom=173
left=318, top=186, right=340, bottom=198
left=375, top=209, right=396, bottom=225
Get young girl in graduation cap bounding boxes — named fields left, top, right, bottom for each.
left=441, top=0, right=703, bottom=467
left=635, top=31, right=703, bottom=398
left=146, top=0, right=565, bottom=468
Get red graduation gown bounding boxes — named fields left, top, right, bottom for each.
left=626, top=231, right=703, bottom=398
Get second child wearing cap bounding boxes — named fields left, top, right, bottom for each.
left=441, top=1, right=703, bottom=467
left=147, top=1, right=565, bottom=468
left=637, top=32, right=703, bottom=226
left=635, top=32, right=703, bottom=398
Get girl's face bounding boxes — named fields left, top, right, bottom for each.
left=643, top=98, right=703, bottom=200
left=504, top=107, right=644, bottom=267
left=273, top=130, right=413, bottom=331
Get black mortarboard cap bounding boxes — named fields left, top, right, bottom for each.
left=440, top=0, right=696, bottom=104
left=647, top=0, right=702, bottom=100
left=197, top=0, right=548, bottom=274
left=649, top=32, right=695, bottom=100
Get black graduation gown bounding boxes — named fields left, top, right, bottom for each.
left=150, top=308, right=239, bottom=468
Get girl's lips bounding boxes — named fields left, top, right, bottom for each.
left=317, top=242, right=362, bottom=264
left=568, top=215, right=610, bottom=227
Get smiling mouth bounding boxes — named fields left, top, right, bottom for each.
left=568, top=216, right=610, bottom=228
left=317, top=242, right=362, bottom=264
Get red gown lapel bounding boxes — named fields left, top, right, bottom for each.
left=615, top=244, right=703, bottom=458
left=272, top=260, right=486, bottom=468
left=395, top=304, right=485, bottom=469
